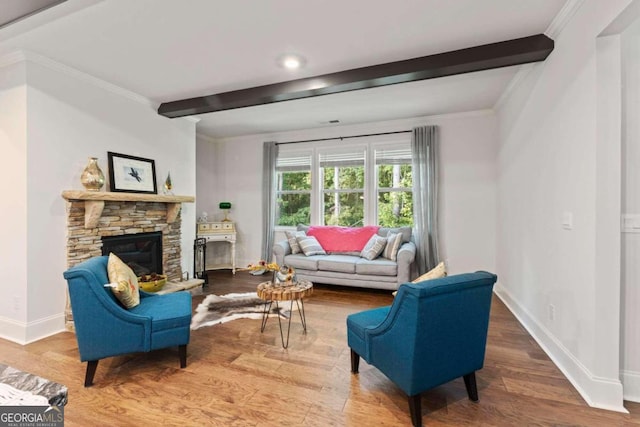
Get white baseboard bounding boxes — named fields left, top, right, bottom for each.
left=622, top=370, right=640, bottom=402
left=494, top=285, right=628, bottom=413
left=0, top=314, right=65, bottom=345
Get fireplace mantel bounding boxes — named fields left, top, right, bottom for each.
left=62, top=190, right=195, bottom=228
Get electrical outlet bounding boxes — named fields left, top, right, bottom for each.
left=548, top=304, right=555, bottom=322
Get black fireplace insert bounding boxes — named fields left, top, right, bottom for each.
left=102, top=232, right=163, bottom=276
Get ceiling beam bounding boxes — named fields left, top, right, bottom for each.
left=158, top=34, right=553, bottom=119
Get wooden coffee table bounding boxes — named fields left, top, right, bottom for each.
left=257, top=280, right=313, bottom=348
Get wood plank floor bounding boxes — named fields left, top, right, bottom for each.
left=1, top=270, right=639, bottom=426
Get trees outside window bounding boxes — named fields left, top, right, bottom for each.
left=275, top=138, right=413, bottom=228
left=375, top=147, right=413, bottom=227
left=276, top=153, right=311, bottom=226
left=320, top=150, right=365, bottom=227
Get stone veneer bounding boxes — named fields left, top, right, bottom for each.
left=66, top=200, right=183, bottom=276
left=64, top=200, right=184, bottom=327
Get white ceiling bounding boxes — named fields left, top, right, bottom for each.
left=0, top=0, right=568, bottom=139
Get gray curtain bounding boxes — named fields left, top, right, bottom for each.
left=261, top=141, right=279, bottom=262
left=412, top=126, right=440, bottom=275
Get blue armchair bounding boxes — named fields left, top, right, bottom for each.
left=347, top=271, right=497, bottom=427
left=63, top=256, right=192, bottom=387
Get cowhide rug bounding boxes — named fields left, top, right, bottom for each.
left=190, top=292, right=297, bottom=330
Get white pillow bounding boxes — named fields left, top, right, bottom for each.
left=360, top=234, right=387, bottom=260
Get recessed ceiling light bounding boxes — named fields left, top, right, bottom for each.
left=277, top=54, right=306, bottom=70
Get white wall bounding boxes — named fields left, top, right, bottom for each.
left=621, top=14, right=640, bottom=402
left=495, top=0, right=632, bottom=412
left=196, top=111, right=497, bottom=276
left=0, top=52, right=197, bottom=344
left=0, top=60, right=28, bottom=331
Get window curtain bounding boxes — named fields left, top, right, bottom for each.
left=261, top=141, right=278, bottom=261
left=411, top=126, right=440, bottom=275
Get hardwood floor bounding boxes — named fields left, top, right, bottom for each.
left=2, top=270, right=639, bottom=426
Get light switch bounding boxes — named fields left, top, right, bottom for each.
left=622, top=214, right=640, bottom=232
left=562, top=212, right=573, bottom=230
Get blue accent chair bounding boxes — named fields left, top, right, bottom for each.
left=63, top=256, right=192, bottom=387
left=347, top=271, right=497, bottom=427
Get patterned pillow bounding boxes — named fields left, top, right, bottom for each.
left=393, top=261, right=447, bottom=296
left=296, top=235, right=327, bottom=256
left=285, top=230, right=305, bottom=254
left=360, top=234, right=387, bottom=260
left=382, top=232, right=403, bottom=261
left=412, top=261, right=447, bottom=283
left=106, top=253, right=140, bottom=309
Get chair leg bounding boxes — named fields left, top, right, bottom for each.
left=84, top=360, right=98, bottom=387
left=408, top=393, right=422, bottom=427
left=350, top=349, right=360, bottom=373
left=463, top=372, right=478, bottom=401
left=179, top=344, right=187, bottom=368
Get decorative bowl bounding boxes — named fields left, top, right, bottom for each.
left=138, top=274, right=167, bottom=292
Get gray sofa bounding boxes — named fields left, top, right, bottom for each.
left=273, top=226, right=416, bottom=291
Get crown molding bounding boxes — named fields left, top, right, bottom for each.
left=196, top=132, right=218, bottom=143
left=493, top=63, right=536, bottom=111
left=545, top=0, right=585, bottom=39
left=0, top=49, right=195, bottom=126
left=21, top=50, right=156, bottom=109
left=0, top=50, right=27, bottom=68
left=494, top=0, right=584, bottom=112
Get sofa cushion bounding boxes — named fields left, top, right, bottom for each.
left=382, top=232, right=403, bottom=261
left=360, top=234, right=387, bottom=260
left=284, top=254, right=320, bottom=271
left=296, top=235, right=327, bottom=256
left=106, top=253, right=140, bottom=309
left=356, top=258, right=398, bottom=276
left=307, top=225, right=379, bottom=253
left=129, top=292, right=192, bottom=332
left=378, top=226, right=412, bottom=243
left=318, top=255, right=360, bottom=274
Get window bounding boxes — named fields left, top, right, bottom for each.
left=320, top=149, right=365, bottom=227
left=375, top=146, right=413, bottom=227
left=275, top=135, right=413, bottom=228
left=275, top=152, right=311, bottom=226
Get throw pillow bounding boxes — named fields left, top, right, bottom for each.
left=106, top=253, right=140, bottom=309
left=285, top=230, right=305, bottom=254
left=392, top=261, right=447, bottom=296
left=412, top=261, right=447, bottom=283
left=382, top=232, right=403, bottom=261
left=296, top=235, right=327, bottom=256
left=360, top=234, right=387, bottom=261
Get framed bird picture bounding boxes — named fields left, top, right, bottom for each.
left=107, top=152, right=157, bottom=194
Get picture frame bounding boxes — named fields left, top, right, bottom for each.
left=107, top=152, right=157, bottom=194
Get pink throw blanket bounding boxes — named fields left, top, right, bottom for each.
left=307, top=226, right=380, bottom=252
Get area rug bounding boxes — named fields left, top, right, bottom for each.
left=190, top=292, right=297, bottom=330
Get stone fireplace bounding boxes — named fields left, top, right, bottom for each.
left=62, top=190, right=195, bottom=328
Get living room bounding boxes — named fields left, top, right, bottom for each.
left=1, top=0, right=639, bottom=425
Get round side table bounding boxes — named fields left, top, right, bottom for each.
left=256, top=280, right=313, bottom=348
